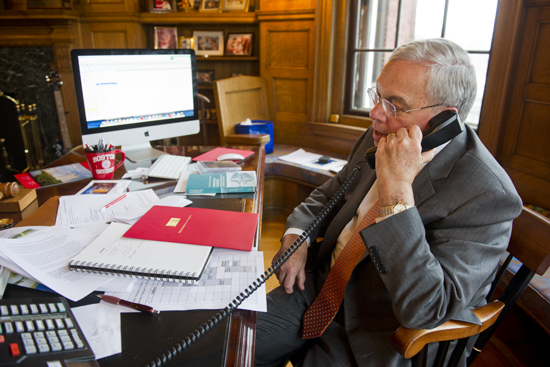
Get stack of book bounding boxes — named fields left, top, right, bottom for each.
left=186, top=171, right=257, bottom=194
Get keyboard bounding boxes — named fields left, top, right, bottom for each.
left=145, top=154, right=192, bottom=180
left=0, top=297, right=94, bottom=366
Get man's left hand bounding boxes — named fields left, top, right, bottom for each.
left=376, top=126, right=435, bottom=207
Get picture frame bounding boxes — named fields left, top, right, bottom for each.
left=179, top=36, right=194, bottom=49
left=197, top=70, right=215, bottom=86
left=178, top=0, right=200, bottom=11
left=149, top=0, right=177, bottom=12
left=154, top=27, right=178, bottom=49
left=200, top=0, right=222, bottom=12
left=225, top=33, right=253, bottom=56
left=221, top=0, right=249, bottom=12
left=193, top=31, right=224, bottom=56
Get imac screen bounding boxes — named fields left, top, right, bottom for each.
left=71, top=48, right=200, bottom=162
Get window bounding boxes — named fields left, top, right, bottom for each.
left=344, top=0, right=499, bottom=128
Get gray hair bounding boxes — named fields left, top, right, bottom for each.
left=389, top=39, right=477, bottom=121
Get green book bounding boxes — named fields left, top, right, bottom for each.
left=186, top=171, right=257, bottom=194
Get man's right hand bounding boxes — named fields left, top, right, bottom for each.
left=272, top=234, right=307, bottom=294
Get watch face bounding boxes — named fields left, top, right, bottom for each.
left=393, top=203, right=407, bottom=213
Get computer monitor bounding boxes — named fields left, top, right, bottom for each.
left=71, top=48, right=200, bottom=163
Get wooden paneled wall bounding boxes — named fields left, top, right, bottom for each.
left=479, top=0, right=550, bottom=210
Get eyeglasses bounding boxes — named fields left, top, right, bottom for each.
left=367, top=87, right=443, bottom=119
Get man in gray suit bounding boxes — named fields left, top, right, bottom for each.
left=255, top=39, right=523, bottom=366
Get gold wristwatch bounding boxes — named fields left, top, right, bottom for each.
left=379, top=201, right=412, bottom=217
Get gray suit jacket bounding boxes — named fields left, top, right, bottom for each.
left=287, top=125, right=523, bottom=366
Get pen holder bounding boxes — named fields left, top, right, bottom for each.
left=86, top=150, right=126, bottom=180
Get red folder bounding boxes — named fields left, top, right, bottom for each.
left=122, top=206, right=258, bottom=251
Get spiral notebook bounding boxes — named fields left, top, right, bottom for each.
left=68, top=222, right=212, bottom=284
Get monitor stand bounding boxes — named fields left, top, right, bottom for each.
left=122, top=142, right=167, bottom=163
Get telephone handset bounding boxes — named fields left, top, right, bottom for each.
left=146, top=164, right=364, bottom=367
left=364, top=110, right=464, bottom=169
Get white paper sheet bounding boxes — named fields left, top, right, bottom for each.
left=107, top=249, right=267, bottom=312
left=71, top=222, right=111, bottom=238
left=72, top=303, right=122, bottom=360
left=0, top=227, right=51, bottom=281
left=174, top=163, right=200, bottom=193
left=0, top=226, right=49, bottom=239
left=112, top=195, right=192, bottom=225
left=0, top=226, right=110, bottom=301
left=278, top=148, right=322, bottom=164
left=55, top=190, right=159, bottom=227
left=121, top=167, right=148, bottom=179
left=96, top=278, right=136, bottom=293
left=278, top=148, right=347, bottom=171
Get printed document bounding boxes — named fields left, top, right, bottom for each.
left=56, top=189, right=159, bottom=227
left=107, top=248, right=267, bottom=312
left=72, top=303, right=122, bottom=360
left=0, top=226, right=110, bottom=301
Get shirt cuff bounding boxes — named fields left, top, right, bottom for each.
left=375, top=214, right=393, bottom=223
left=284, top=228, right=310, bottom=246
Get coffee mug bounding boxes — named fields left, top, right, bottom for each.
left=86, top=149, right=126, bottom=180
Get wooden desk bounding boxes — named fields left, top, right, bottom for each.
left=6, top=145, right=264, bottom=367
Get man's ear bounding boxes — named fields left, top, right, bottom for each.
left=443, top=106, right=459, bottom=114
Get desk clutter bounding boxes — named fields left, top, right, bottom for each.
left=0, top=147, right=267, bottom=364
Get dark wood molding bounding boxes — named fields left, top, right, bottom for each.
left=477, top=0, right=524, bottom=155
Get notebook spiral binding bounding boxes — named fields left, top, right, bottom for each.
left=69, top=260, right=198, bottom=284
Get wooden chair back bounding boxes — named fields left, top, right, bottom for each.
left=392, top=206, right=550, bottom=367
left=213, top=76, right=271, bottom=147
left=468, top=206, right=550, bottom=364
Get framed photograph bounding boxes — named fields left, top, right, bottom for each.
left=179, top=36, right=194, bottom=49
left=221, top=0, right=249, bottom=12
left=193, top=31, right=224, bottom=56
left=178, top=0, right=200, bottom=11
left=149, top=0, right=177, bottom=12
left=200, top=0, right=222, bottom=12
left=225, top=33, right=253, bottom=56
left=154, top=27, right=178, bottom=49
left=197, top=70, right=215, bottom=86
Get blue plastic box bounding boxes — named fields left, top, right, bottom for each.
left=236, top=120, right=274, bottom=154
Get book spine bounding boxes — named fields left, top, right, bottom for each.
left=68, top=260, right=198, bottom=284
left=226, top=187, right=256, bottom=193
left=186, top=187, right=219, bottom=195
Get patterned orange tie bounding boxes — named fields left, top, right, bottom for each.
left=302, top=201, right=380, bottom=339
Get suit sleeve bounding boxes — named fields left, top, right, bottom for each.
left=359, top=152, right=523, bottom=329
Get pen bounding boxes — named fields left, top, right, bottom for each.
left=100, top=194, right=127, bottom=211
left=98, top=138, right=105, bottom=152
left=97, top=295, right=159, bottom=314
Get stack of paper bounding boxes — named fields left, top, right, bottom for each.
left=278, top=148, right=347, bottom=172
left=0, top=226, right=111, bottom=301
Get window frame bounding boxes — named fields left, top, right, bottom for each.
left=339, top=0, right=496, bottom=128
